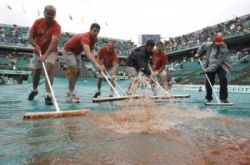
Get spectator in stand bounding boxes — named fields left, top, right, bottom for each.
left=62, top=23, right=103, bottom=103
left=94, top=40, right=118, bottom=98
left=9, top=52, right=17, bottom=70
left=11, top=25, right=18, bottom=43
left=195, top=34, right=231, bottom=103
left=151, top=41, right=168, bottom=90
left=163, top=14, right=250, bottom=53
left=27, top=5, right=61, bottom=105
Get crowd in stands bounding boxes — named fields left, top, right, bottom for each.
left=164, top=14, right=250, bottom=52
left=0, top=23, right=136, bottom=57
left=0, top=24, right=29, bottom=46
left=1, top=14, right=250, bottom=57
left=166, top=45, right=250, bottom=85
left=0, top=50, right=32, bottom=69
left=163, top=14, right=250, bottom=83
left=0, top=51, right=17, bottom=69
left=167, top=46, right=249, bottom=72
left=1, top=13, right=250, bottom=83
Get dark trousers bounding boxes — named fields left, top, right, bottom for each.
left=205, top=67, right=228, bottom=100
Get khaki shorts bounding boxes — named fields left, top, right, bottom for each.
left=126, top=67, right=138, bottom=77
left=62, top=51, right=82, bottom=68
left=32, top=53, right=57, bottom=69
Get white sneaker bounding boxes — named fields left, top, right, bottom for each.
left=67, top=95, right=80, bottom=103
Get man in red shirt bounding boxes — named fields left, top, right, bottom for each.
left=62, top=23, right=103, bottom=103
left=151, top=41, right=168, bottom=90
left=27, top=5, right=61, bottom=105
left=94, top=40, right=118, bottom=98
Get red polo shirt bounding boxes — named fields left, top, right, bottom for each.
left=98, top=46, right=118, bottom=69
left=64, top=32, right=97, bottom=55
left=31, top=18, right=61, bottom=55
left=152, top=50, right=168, bottom=71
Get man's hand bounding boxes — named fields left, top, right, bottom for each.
left=39, top=55, right=48, bottom=62
left=145, top=75, right=151, bottom=81
left=110, top=74, right=116, bottom=80
left=96, top=64, right=104, bottom=72
left=194, top=53, right=200, bottom=58
left=203, top=68, right=208, bottom=73
left=154, top=71, right=159, bottom=76
left=35, top=44, right=41, bottom=54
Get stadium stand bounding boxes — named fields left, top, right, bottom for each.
left=0, top=13, right=250, bottom=85
left=164, top=14, right=250, bottom=85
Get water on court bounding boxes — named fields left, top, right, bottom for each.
left=0, top=78, right=250, bottom=165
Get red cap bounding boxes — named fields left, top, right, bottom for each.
left=214, top=35, right=224, bottom=45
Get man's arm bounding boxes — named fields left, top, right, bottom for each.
left=28, top=28, right=40, bottom=53
left=41, top=35, right=59, bottom=60
left=111, top=53, right=119, bottom=77
left=111, top=63, right=118, bottom=79
left=96, top=51, right=105, bottom=69
left=195, top=43, right=207, bottom=57
left=83, top=44, right=102, bottom=71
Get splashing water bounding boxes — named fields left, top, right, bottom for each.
left=92, top=97, right=216, bottom=134
left=86, top=97, right=250, bottom=164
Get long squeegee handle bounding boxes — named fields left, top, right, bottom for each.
left=198, top=59, right=221, bottom=104
left=39, top=51, right=60, bottom=112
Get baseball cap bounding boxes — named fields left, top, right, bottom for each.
left=214, top=35, right=224, bottom=45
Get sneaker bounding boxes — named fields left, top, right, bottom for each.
left=205, top=99, right=212, bottom=103
left=66, top=91, right=70, bottom=98
left=45, top=96, right=53, bottom=105
left=28, top=90, right=38, bottom=100
left=67, top=95, right=80, bottom=103
left=94, top=92, right=101, bottom=98
left=72, top=94, right=79, bottom=100
left=66, top=92, right=79, bottom=99
left=220, top=99, right=229, bottom=103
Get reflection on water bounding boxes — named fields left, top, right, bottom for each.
left=0, top=79, right=250, bottom=165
